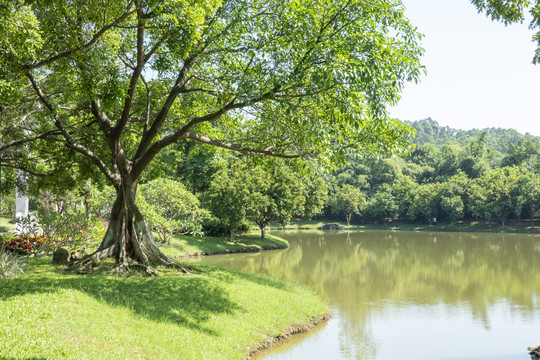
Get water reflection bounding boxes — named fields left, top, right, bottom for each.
left=194, top=231, right=540, bottom=359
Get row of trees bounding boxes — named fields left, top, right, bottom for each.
left=325, top=126, right=540, bottom=226
left=3, top=127, right=540, bottom=245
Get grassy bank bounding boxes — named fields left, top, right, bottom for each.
left=0, top=257, right=327, bottom=360
left=160, top=233, right=288, bottom=257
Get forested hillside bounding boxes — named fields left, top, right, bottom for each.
left=406, top=118, right=540, bottom=153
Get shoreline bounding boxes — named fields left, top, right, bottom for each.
left=164, top=233, right=331, bottom=360
left=243, top=314, right=331, bottom=360
left=265, top=221, right=540, bottom=234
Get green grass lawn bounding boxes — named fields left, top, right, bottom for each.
left=160, top=233, right=288, bottom=257
left=0, top=215, right=13, bottom=232
left=0, top=257, right=327, bottom=360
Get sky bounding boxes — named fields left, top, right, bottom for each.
left=389, top=0, right=540, bottom=137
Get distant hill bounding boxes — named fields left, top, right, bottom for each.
left=404, top=118, right=540, bottom=153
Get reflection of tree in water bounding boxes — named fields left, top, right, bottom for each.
left=200, top=231, right=540, bottom=359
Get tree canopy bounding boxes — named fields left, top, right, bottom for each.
left=471, top=0, right=540, bottom=62
left=0, top=0, right=424, bottom=271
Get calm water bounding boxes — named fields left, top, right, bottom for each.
left=194, top=230, right=540, bottom=360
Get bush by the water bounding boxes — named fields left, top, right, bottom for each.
left=0, top=250, right=26, bottom=278
left=202, top=218, right=250, bottom=237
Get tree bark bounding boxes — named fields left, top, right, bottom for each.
left=75, top=179, right=176, bottom=273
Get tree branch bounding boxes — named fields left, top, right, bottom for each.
left=0, top=163, right=48, bottom=177
left=26, top=72, right=117, bottom=184
left=133, top=55, right=197, bottom=160
left=115, top=1, right=146, bottom=136
left=18, top=2, right=136, bottom=72
left=0, top=130, right=61, bottom=152
left=185, top=131, right=300, bottom=158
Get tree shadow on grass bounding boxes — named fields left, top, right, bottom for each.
left=0, top=271, right=242, bottom=336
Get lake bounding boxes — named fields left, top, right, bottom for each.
left=193, top=230, right=540, bottom=359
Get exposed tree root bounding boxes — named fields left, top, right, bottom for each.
left=64, top=245, right=191, bottom=276
left=64, top=195, right=193, bottom=276
left=66, top=246, right=117, bottom=273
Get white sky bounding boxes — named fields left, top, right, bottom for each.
left=389, top=0, right=540, bottom=137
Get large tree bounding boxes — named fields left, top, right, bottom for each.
left=0, top=0, right=423, bottom=272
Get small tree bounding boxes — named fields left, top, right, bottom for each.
left=407, top=183, right=441, bottom=224
left=331, top=184, right=366, bottom=226
left=138, top=179, right=207, bottom=245
left=248, top=159, right=327, bottom=239
left=468, top=167, right=522, bottom=227
left=440, top=196, right=464, bottom=226
left=206, top=164, right=251, bottom=241
left=367, top=184, right=398, bottom=226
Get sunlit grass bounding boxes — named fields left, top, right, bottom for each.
left=0, top=257, right=327, bottom=359
left=160, top=233, right=288, bottom=257
left=0, top=215, right=13, bottom=232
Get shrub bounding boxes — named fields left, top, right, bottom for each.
left=202, top=218, right=250, bottom=237
left=39, top=212, right=105, bottom=253
left=138, top=179, right=209, bottom=244
left=13, top=213, right=42, bottom=236
left=1, top=234, right=47, bottom=255
left=0, top=251, right=26, bottom=278
left=202, top=218, right=228, bottom=237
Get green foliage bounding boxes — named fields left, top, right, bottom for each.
left=468, top=167, right=524, bottom=226
left=0, top=250, right=26, bottom=278
left=330, top=184, right=367, bottom=225
left=366, top=184, right=398, bottom=222
left=85, top=184, right=116, bottom=219
left=1, top=234, right=45, bottom=255
left=440, top=196, right=464, bottom=225
left=39, top=212, right=105, bottom=253
left=246, top=158, right=327, bottom=234
left=408, top=118, right=539, bottom=152
left=518, top=170, right=540, bottom=221
left=1, top=0, right=424, bottom=183
left=205, top=157, right=327, bottom=238
left=138, top=178, right=208, bottom=243
left=407, top=183, right=442, bottom=222
left=501, top=137, right=540, bottom=169
left=206, top=162, right=252, bottom=240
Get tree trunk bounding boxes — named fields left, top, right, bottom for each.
left=230, top=230, right=236, bottom=242
left=261, top=227, right=266, bottom=240
left=346, top=214, right=351, bottom=227
left=75, top=181, right=176, bottom=274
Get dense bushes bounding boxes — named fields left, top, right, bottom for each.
left=202, top=218, right=250, bottom=238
